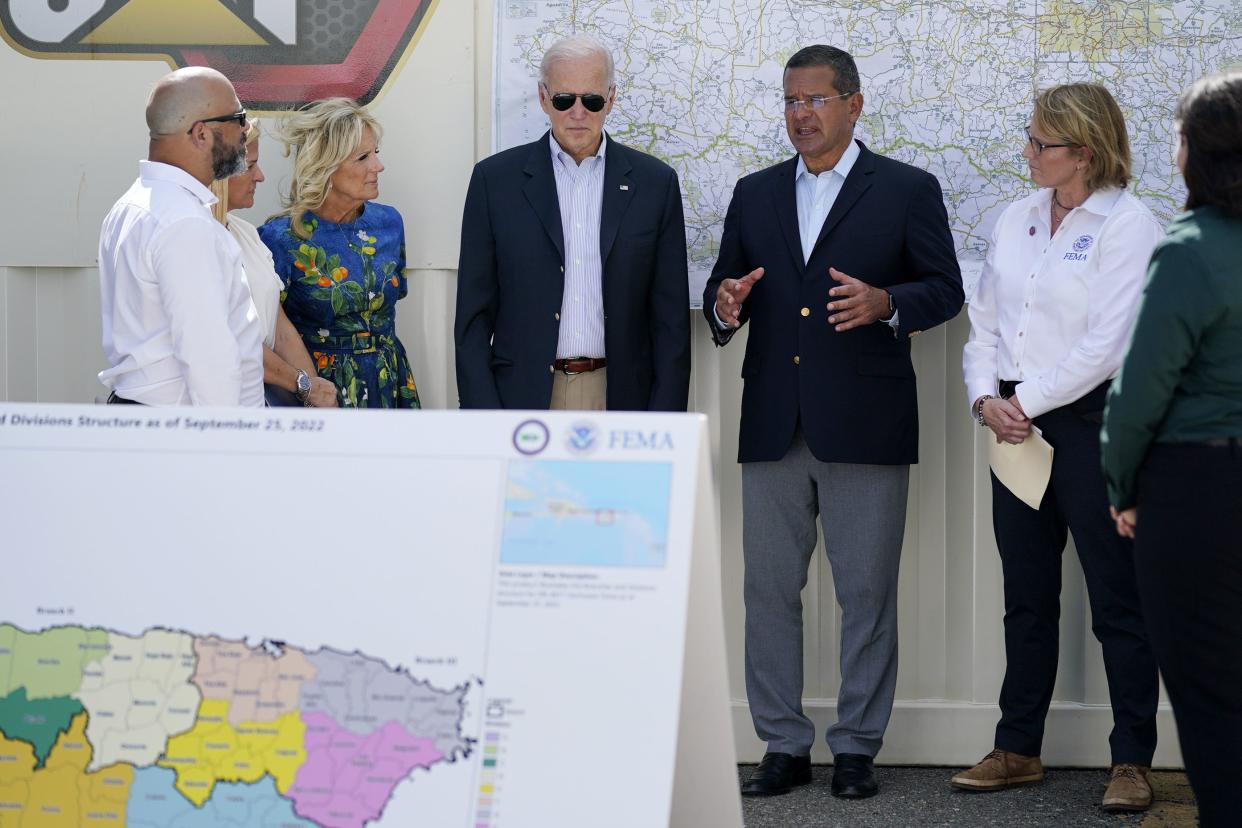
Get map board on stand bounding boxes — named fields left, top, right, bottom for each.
left=0, top=404, right=742, bottom=828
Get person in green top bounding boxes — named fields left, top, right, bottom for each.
left=1102, top=69, right=1242, bottom=828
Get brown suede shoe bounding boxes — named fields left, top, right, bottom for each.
left=1102, top=764, right=1153, bottom=812
left=950, top=748, right=1045, bottom=791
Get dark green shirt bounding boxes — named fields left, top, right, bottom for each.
left=1103, top=206, right=1242, bottom=508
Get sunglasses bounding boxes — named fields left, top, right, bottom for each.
left=187, top=110, right=248, bottom=135
left=543, top=84, right=611, bottom=113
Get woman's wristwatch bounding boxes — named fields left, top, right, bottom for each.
left=973, top=395, right=994, bottom=426
left=294, top=370, right=312, bottom=406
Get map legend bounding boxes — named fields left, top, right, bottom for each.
left=474, top=730, right=503, bottom=827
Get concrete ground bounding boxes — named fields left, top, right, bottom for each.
left=737, top=765, right=1198, bottom=827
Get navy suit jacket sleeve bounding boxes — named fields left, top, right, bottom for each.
left=702, top=183, right=751, bottom=345
left=887, top=172, right=964, bottom=335
left=454, top=164, right=503, bottom=409
left=648, top=169, right=691, bottom=410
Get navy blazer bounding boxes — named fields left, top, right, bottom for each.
left=703, top=141, right=964, bottom=464
left=455, top=132, right=690, bottom=411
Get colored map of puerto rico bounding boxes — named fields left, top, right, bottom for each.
left=0, top=624, right=472, bottom=827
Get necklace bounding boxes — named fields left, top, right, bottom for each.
left=309, top=207, right=370, bottom=275
left=1052, top=191, right=1076, bottom=212
left=335, top=214, right=369, bottom=259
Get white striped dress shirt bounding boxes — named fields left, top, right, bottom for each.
left=550, top=133, right=607, bottom=359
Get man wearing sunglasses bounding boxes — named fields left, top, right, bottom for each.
left=456, top=35, right=690, bottom=412
left=98, top=67, right=263, bottom=407
left=706, top=45, right=963, bottom=800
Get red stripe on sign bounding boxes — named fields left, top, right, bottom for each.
left=181, top=0, right=428, bottom=104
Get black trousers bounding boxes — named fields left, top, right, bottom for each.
left=1133, top=443, right=1242, bottom=827
left=990, top=390, right=1159, bottom=764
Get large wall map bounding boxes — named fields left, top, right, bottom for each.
left=495, top=0, right=1241, bottom=302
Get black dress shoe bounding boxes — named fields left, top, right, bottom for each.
left=831, top=753, right=878, bottom=798
left=741, top=752, right=812, bottom=796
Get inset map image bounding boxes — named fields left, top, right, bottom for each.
left=501, top=461, right=672, bottom=568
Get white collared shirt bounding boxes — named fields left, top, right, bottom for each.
left=795, top=138, right=859, bottom=264
left=550, top=132, right=607, bottom=359
left=963, top=186, right=1164, bottom=418
left=98, top=160, right=264, bottom=406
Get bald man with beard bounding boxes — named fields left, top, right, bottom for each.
left=98, top=67, right=265, bottom=406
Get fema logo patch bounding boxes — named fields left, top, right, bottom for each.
left=1072, top=235, right=1094, bottom=253
left=565, top=422, right=599, bottom=455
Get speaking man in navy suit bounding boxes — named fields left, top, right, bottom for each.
left=455, top=35, right=690, bottom=411
left=705, top=45, right=963, bottom=799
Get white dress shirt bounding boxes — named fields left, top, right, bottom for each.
left=98, top=160, right=264, bottom=406
left=963, top=186, right=1164, bottom=419
left=795, top=138, right=859, bottom=264
left=550, top=132, right=607, bottom=359
left=227, top=214, right=282, bottom=350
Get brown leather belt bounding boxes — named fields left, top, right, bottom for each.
left=553, top=357, right=607, bottom=375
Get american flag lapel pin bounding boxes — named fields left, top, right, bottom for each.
left=619, top=185, right=629, bottom=190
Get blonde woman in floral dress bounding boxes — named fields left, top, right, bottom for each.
left=259, top=98, right=420, bottom=408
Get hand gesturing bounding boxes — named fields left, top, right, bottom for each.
left=714, top=267, right=765, bottom=328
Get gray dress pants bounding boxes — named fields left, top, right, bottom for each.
left=742, top=431, right=909, bottom=758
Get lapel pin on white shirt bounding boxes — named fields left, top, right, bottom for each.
left=619, top=185, right=629, bottom=190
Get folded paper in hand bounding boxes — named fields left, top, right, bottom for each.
left=988, top=427, right=1054, bottom=510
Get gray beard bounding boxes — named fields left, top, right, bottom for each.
left=211, top=131, right=247, bottom=181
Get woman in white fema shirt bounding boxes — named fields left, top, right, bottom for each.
left=954, top=83, right=1165, bottom=813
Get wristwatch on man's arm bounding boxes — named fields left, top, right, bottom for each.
left=294, top=369, right=312, bottom=406
left=882, top=290, right=896, bottom=321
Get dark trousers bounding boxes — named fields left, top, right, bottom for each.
left=991, top=392, right=1159, bottom=764
left=1133, top=443, right=1242, bottom=827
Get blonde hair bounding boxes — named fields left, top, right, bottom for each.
left=1033, top=83, right=1132, bottom=192
left=269, top=98, right=383, bottom=239
left=209, top=120, right=262, bottom=225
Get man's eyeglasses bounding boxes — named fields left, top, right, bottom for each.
left=1024, top=126, right=1075, bottom=155
left=187, top=110, right=248, bottom=135
left=543, top=84, right=612, bottom=113
left=783, top=91, right=853, bottom=114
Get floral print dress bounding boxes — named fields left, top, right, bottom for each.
left=259, top=202, right=420, bottom=408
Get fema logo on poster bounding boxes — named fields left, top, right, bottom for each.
left=0, top=0, right=437, bottom=108
left=565, top=421, right=598, bottom=455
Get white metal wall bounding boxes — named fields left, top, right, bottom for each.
left=0, top=0, right=1179, bottom=767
